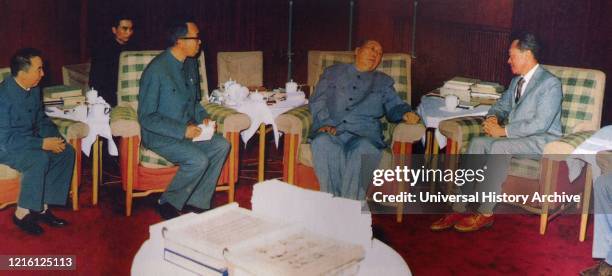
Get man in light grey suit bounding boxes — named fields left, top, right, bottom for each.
left=431, top=33, right=563, bottom=232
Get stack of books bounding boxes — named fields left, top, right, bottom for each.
left=43, top=85, right=85, bottom=108
left=471, top=81, right=504, bottom=100
left=163, top=203, right=365, bottom=275
left=440, top=76, right=479, bottom=102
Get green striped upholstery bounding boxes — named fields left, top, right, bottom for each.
left=110, top=105, right=137, bottom=123
left=51, top=118, right=87, bottom=140
left=282, top=105, right=312, bottom=140
left=508, top=157, right=541, bottom=180
left=0, top=67, right=11, bottom=82
left=445, top=65, right=606, bottom=179
left=203, top=103, right=242, bottom=135
left=556, top=131, right=596, bottom=148
left=0, top=164, right=20, bottom=180
left=543, top=66, right=601, bottom=134
left=456, top=116, right=486, bottom=154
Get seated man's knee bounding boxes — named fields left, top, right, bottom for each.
left=311, top=133, right=336, bottom=148
left=184, top=152, right=210, bottom=171
left=468, top=137, right=494, bottom=153
left=489, top=140, right=513, bottom=154
left=24, top=151, right=50, bottom=170
left=349, top=137, right=379, bottom=155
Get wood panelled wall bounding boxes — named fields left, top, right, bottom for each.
left=410, top=0, right=514, bottom=105
left=0, top=0, right=82, bottom=85
left=1, top=0, right=610, bottom=124
left=512, top=0, right=612, bottom=125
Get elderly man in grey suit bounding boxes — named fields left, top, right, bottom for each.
left=431, top=33, right=563, bottom=232
left=138, top=20, right=230, bottom=220
left=309, top=40, right=420, bottom=201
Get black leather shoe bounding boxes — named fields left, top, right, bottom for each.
left=157, top=202, right=182, bottom=220
left=36, top=210, right=68, bottom=227
left=13, top=214, right=44, bottom=236
left=182, top=205, right=209, bottom=214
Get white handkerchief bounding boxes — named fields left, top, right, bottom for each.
left=193, top=121, right=216, bottom=142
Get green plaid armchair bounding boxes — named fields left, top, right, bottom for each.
left=276, top=51, right=425, bottom=222
left=109, top=50, right=250, bottom=216
left=0, top=67, right=89, bottom=210
left=438, top=65, right=606, bottom=234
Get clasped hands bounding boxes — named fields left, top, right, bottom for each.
left=185, top=118, right=213, bottom=139
left=317, top=112, right=421, bottom=135
left=482, top=116, right=507, bottom=138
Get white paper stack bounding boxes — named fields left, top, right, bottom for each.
left=440, top=76, right=479, bottom=102
left=471, top=81, right=504, bottom=99
left=251, top=179, right=373, bottom=250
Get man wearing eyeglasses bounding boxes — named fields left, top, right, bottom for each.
left=137, top=20, right=229, bottom=220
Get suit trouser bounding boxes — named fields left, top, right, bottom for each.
left=0, top=145, right=75, bottom=212
left=150, top=134, right=230, bottom=210
left=453, top=136, right=543, bottom=214
left=593, top=173, right=612, bottom=264
left=311, top=132, right=381, bottom=200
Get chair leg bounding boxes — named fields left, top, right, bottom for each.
left=579, top=165, right=593, bottom=242
left=93, top=137, right=100, bottom=206
left=125, top=136, right=135, bottom=216
left=395, top=142, right=409, bottom=223
left=228, top=132, right=237, bottom=203
left=287, top=134, right=297, bottom=184
left=70, top=139, right=79, bottom=211
left=540, top=157, right=554, bottom=235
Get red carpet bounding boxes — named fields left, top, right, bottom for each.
left=0, top=142, right=597, bottom=275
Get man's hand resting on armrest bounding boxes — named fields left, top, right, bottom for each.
left=596, top=150, right=612, bottom=175
left=403, top=112, right=420, bottom=124
left=42, top=137, right=66, bottom=154
left=317, top=126, right=337, bottom=136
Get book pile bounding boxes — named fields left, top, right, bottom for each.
left=440, top=76, right=479, bottom=102
left=162, top=203, right=365, bottom=275
left=471, top=81, right=504, bottom=100
left=43, top=85, right=85, bottom=108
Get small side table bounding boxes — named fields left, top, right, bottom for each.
left=417, top=95, right=491, bottom=154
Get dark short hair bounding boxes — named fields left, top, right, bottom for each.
left=10, top=48, right=42, bottom=77
left=166, top=19, right=192, bottom=46
left=511, top=32, right=540, bottom=60
left=112, top=14, right=133, bottom=28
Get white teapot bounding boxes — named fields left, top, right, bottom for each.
left=286, top=79, right=298, bottom=94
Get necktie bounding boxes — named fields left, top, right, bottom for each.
left=514, top=77, right=525, bottom=104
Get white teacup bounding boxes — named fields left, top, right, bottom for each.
left=286, top=80, right=298, bottom=94
left=445, top=95, right=459, bottom=112
left=86, top=89, right=98, bottom=103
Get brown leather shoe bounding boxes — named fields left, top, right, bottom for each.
left=454, top=214, right=494, bottom=232
left=430, top=213, right=467, bottom=231
left=580, top=261, right=612, bottom=276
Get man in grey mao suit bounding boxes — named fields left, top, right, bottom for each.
left=138, top=20, right=230, bottom=220
left=431, top=33, right=563, bottom=232
left=0, top=48, right=73, bottom=235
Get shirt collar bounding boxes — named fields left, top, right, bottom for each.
left=165, top=49, right=185, bottom=71
left=522, top=64, right=539, bottom=84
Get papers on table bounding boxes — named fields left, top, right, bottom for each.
left=251, top=179, right=373, bottom=250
